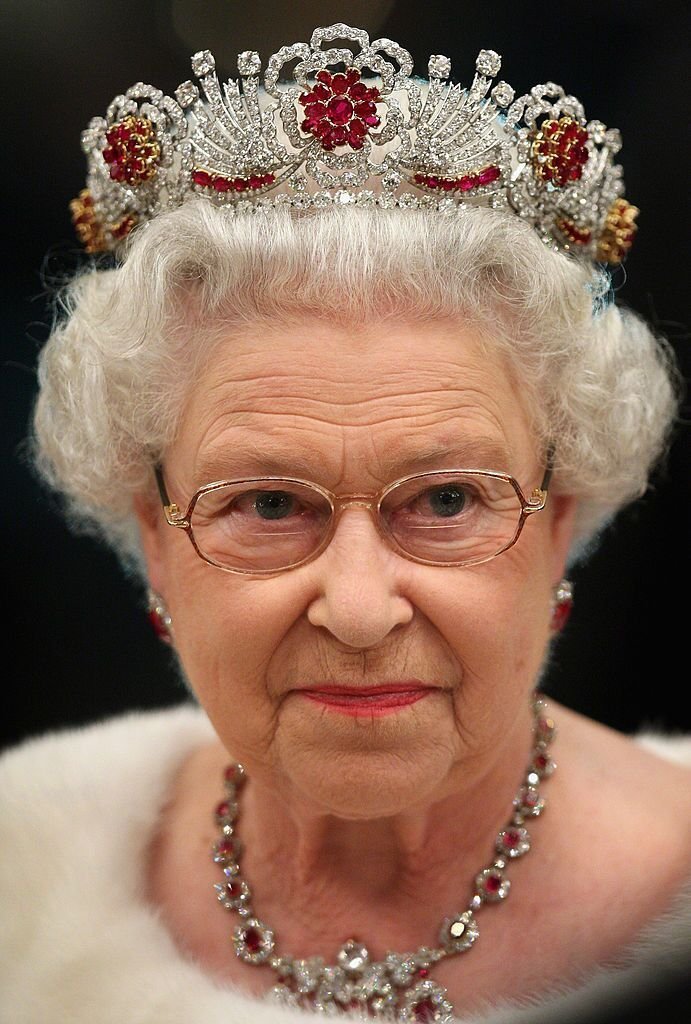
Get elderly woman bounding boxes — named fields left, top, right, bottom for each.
left=1, top=23, right=689, bottom=1024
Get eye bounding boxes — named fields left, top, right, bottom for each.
left=252, top=491, right=297, bottom=520
left=426, top=485, right=468, bottom=518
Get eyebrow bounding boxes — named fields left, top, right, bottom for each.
left=193, top=436, right=513, bottom=486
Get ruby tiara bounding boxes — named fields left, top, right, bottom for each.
left=71, top=22, right=638, bottom=265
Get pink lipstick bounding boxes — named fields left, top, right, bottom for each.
left=298, top=684, right=435, bottom=717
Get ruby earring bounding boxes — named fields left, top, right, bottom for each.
left=550, top=579, right=573, bottom=632
left=147, top=589, right=173, bottom=644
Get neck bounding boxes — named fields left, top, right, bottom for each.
left=232, top=701, right=538, bottom=958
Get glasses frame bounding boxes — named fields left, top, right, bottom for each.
left=154, top=451, right=554, bottom=575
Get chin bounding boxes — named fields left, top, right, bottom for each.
left=276, top=736, right=457, bottom=819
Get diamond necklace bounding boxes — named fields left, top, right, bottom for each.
left=211, top=695, right=556, bottom=1022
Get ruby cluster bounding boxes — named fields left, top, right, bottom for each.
left=596, top=198, right=639, bottom=264
left=557, top=218, right=592, bottom=248
left=102, top=116, right=161, bottom=186
left=532, top=116, right=590, bottom=188
left=192, top=169, right=276, bottom=193
left=299, top=69, right=382, bottom=151
left=414, top=166, right=501, bottom=193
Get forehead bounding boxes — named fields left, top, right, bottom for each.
left=175, top=317, right=535, bottom=484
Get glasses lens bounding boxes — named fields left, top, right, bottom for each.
left=191, top=480, right=332, bottom=571
left=380, top=472, right=522, bottom=564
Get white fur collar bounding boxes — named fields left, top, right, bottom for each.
left=0, top=705, right=688, bottom=1023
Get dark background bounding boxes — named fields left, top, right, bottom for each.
left=2, top=0, right=689, bottom=752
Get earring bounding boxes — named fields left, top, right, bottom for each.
left=550, top=579, right=573, bottom=633
left=147, top=589, right=173, bottom=644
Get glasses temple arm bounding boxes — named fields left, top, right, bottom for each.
left=539, top=444, right=556, bottom=492
left=154, top=465, right=187, bottom=526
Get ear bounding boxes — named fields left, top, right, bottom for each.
left=133, top=491, right=168, bottom=595
left=548, top=494, right=578, bottom=582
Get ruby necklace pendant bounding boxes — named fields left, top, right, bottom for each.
left=210, top=696, right=556, bottom=1020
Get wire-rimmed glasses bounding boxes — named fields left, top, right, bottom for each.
left=154, top=457, right=553, bottom=575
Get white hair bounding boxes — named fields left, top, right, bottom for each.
left=32, top=199, right=678, bottom=575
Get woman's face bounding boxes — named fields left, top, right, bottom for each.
left=137, top=316, right=575, bottom=817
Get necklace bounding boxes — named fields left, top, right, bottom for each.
left=211, top=695, right=556, bottom=1022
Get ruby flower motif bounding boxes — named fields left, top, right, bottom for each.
left=102, top=115, right=161, bottom=186
left=298, top=69, right=382, bottom=151
left=531, top=116, right=590, bottom=188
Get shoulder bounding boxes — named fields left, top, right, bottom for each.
left=0, top=702, right=215, bottom=875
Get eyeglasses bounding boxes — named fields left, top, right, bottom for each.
left=154, top=456, right=553, bottom=575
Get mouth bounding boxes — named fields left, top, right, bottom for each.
left=296, top=683, right=438, bottom=716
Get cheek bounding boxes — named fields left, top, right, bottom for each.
left=425, top=534, right=553, bottom=700
left=163, top=556, right=305, bottom=749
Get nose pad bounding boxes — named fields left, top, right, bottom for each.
left=306, top=509, right=414, bottom=648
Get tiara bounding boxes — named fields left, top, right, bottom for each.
left=71, top=22, right=638, bottom=265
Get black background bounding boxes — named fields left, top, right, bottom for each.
left=2, top=0, right=689, bottom=748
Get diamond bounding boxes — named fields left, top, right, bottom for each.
left=428, top=54, right=451, bottom=78
left=237, top=50, right=261, bottom=75
left=191, top=49, right=215, bottom=76
left=175, top=80, right=199, bottom=108
left=382, top=170, right=401, bottom=190
left=440, top=911, right=479, bottom=951
left=337, top=939, right=369, bottom=973
left=492, top=81, right=515, bottom=107
left=476, top=49, right=501, bottom=77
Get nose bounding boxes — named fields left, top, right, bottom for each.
left=306, top=508, right=414, bottom=648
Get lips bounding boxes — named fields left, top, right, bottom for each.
left=297, top=683, right=437, bottom=715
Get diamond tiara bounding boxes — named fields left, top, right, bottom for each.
left=71, top=22, right=638, bottom=264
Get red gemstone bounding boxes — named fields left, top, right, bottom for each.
left=418, top=968, right=430, bottom=978
left=478, top=165, right=501, bottom=184
left=427, top=176, right=439, bottom=189
left=213, top=178, right=231, bottom=192
left=348, top=119, right=367, bottom=137
left=355, top=101, right=377, bottom=118
left=534, top=754, right=549, bottom=770
left=216, top=800, right=231, bottom=817
left=307, top=102, right=328, bottom=121
left=312, top=119, right=332, bottom=139
left=441, top=179, right=454, bottom=191
left=243, top=927, right=263, bottom=953
left=485, top=873, right=502, bottom=892
left=327, top=97, right=354, bottom=125
left=414, top=998, right=437, bottom=1022
left=459, top=175, right=475, bottom=191
left=330, top=73, right=349, bottom=94
left=329, top=126, right=348, bottom=146
left=248, top=175, right=262, bottom=189
left=348, top=133, right=365, bottom=150
left=192, top=168, right=213, bottom=188
left=217, top=837, right=236, bottom=856
left=224, top=764, right=243, bottom=784
left=364, top=114, right=380, bottom=127
left=316, top=70, right=332, bottom=86
left=504, top=830, right=520, bottom=847
left=349, top=82, right=369, bottom=100
left=345, top=69, right=360, bottom=86
left=226, top=879, right=242, bottom=898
